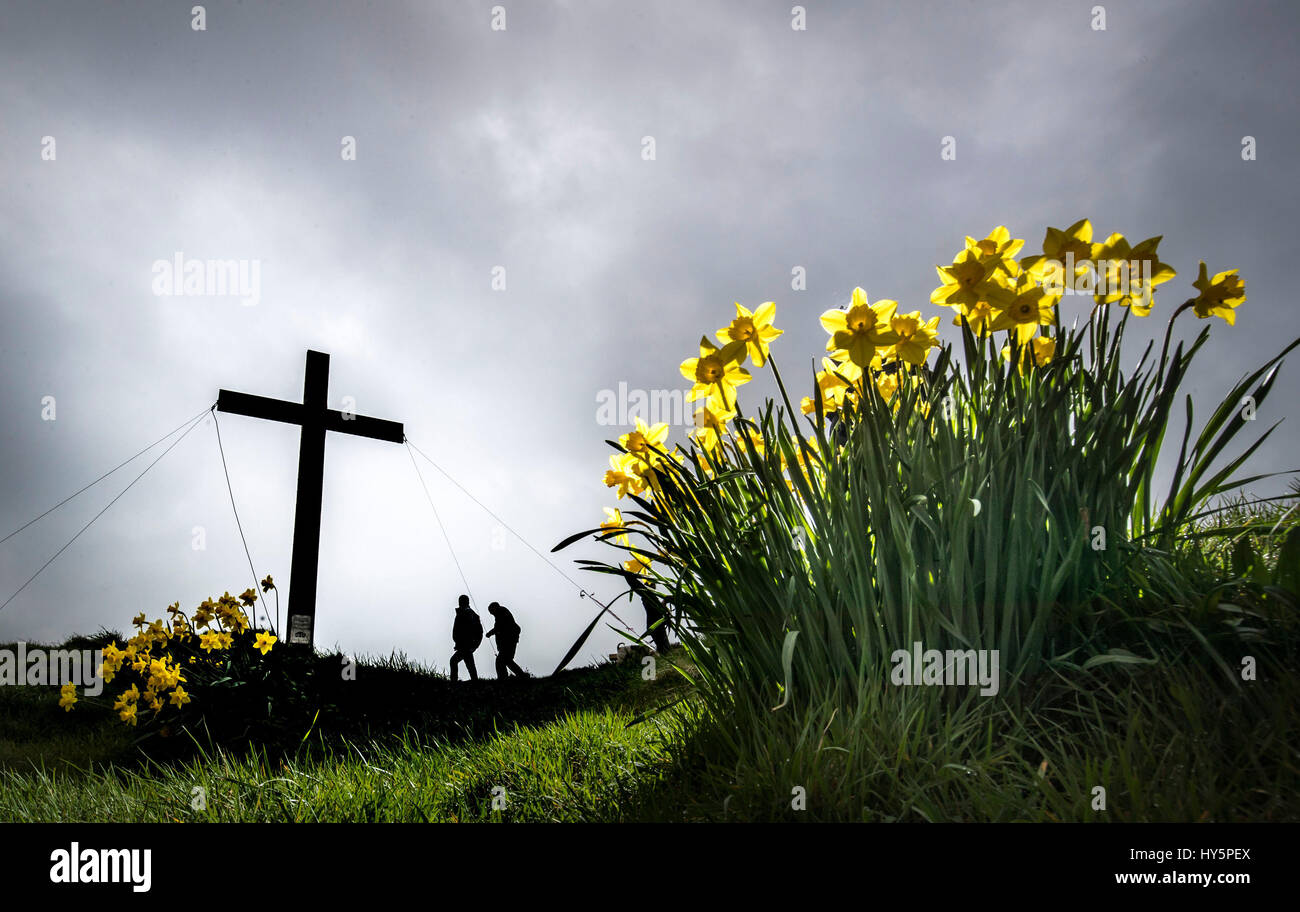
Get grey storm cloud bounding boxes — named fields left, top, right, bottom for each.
left=2, top=0, right=1298, bottom=670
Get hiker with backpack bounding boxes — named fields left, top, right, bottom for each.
left=450, top=594, right=483, bottom=681
left=486, top=602, right=527, bottom=678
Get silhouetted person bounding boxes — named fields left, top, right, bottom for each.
left=629, top=582, right=670, bottom=654
left=640, top=588, right=671, bottom=653
left=486, top=602, right=526, bottom=678
left=450, top=595, right=482, bottom=681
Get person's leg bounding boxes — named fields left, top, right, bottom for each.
left=501, top=641, right=524, bottom=677
left=466, top=654, right=477, bottom=681
left=450, top=651, right=461, bottom=682
left=495, top=653, right=507, bottom=679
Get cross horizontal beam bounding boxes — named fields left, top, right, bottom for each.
left=216, top=390, right=404, bottom=443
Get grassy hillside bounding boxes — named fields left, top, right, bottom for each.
left=3, top=621, right=1299, bottom=822
left=0, top=642, right=696, bottom=822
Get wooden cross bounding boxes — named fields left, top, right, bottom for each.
left=217, top=350, right=403, bottom=647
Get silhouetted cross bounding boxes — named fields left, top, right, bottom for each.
left=217, top=350, right=403, bottom=647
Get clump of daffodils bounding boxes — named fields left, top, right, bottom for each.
left=597, top=220, right=1245, bottom=574
left=60, top=575, right=279, bottom=727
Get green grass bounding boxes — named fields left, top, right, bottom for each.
left=2, top=622, right=1297, bottom=821
left=0, top=708, right=677, bottom=823
left=0, top=644, right=695, bottom=822
left=0, top=633, right=684, bottom=767
left=633, top=652, right=1300, bottom=822
left=0, top=681, right=135, bottom=774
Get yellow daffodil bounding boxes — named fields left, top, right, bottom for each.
left=1191, top=262, right=1245, bottom=324
left=826, top=353, right=864, bottom=385
left=600, top=507, right=626, bottom=534
left=59, top=682, right=77, bottom=712
left=600, top=507, right=632, bottom=550
left=101, top=643, right=125, bottom=682
left=717, top=301, right=783, bottom=367
left=1094, top=233, right=1175, bottom=316
left=965, top=225, right=1024, bottom=275
left=239, top=588, right=258, bottom=607
left=689, top=402, right=734, bottom=452
left=603, top=452, right=646, bottom=499
left=629, top=452, right=677, bottom=502
left=131, top=612, right=146, bottom=627
left=1021, top=218, right=1099, bottom=292
left=931, top=249, right=999, bottom=310
left=199, top=631, right=221, bottom=653
left=876, top=370, right=901, bottom=403
left=889, top=311, right=942, bottom=366
left=951, top=298, right=998, bottom=335
left=253, top=632, right=277, bottom=655
left=613, top=460, right=664, bottom=509
left=820, top=288, right=900, bottom=368
left=1030, top=335, right=1056, bottom=366
left=119, top=704, right=138, bottom=726
left=147, top=658, right=169, bottom=688
left=681, top=336, right=750, bottom=408
left=1001, top=335, right=1057, bottom=373
left=623, top=551, right=652, bottom=575
left=802, top=374, right=846, bottom=416
left=261, top=575, right=275, bottom=591
left=169, top=686, right=191, bottom=707
left=194, top=597, right=216, bottom=626
left=801, top=357, right=858, bottom=415
left=619, top=417, right=670, bottom=460
left=989, top=274, right=1059, bottom=342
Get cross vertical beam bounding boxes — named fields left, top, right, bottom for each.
left=287, top=350, right=329, bottom=647
left=217, top=350, right=404, bottom=648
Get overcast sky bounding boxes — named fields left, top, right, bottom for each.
left=2, top=0, right=1298, bottom=672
